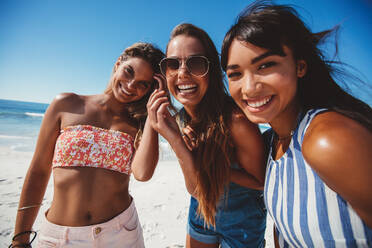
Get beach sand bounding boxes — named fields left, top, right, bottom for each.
left=0, top=146, right=274, bottom=247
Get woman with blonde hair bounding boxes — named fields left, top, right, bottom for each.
left=11, top=42, right=164, bottom=248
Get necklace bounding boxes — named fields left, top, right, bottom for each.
left=273, top=116, right=299, bottom=159
left=274, top=109, right=303, bottom=142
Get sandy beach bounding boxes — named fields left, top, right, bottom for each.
left=0, top=145, right=273, bottom=247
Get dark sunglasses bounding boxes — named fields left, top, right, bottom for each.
left=159, top=55, right=210, bottom=77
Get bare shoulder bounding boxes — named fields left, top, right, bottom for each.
left=230, top=108, right=259, bottom=134
left=229, top=108, right=262, bottom=146
left=43, top=92, right=85, bottom=122
left=302, top=111, right=372, bottom=172
left=53, top=92, right=84, bottom=108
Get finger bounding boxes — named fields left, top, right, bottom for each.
left=156, top=101, right=172, bottom=122
left=153, top=73, right=167, bottom=91
left=182, top=127, right=196, bottom=141
left=148, top=96, right=169, bottom=122
left=147, top=90, right=168, bottom=108
left=182, top=127, right=197, bottom=149
left=148, top=89, right=159, bottom=105
left=182, top=135, right=193, bottom=151
left=147, top=94, right=169, bottom=124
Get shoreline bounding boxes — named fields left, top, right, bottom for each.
left=0, top=146, right=273, bottom=247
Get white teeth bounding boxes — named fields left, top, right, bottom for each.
left=120, top=83, right=134, bottom=96
left=247, top=96, right=271, bottom=108
left=178, top=84, right=197, bottom=90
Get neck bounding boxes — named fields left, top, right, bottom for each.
left=101, top=93, right=129, bottom=117
left=270, top=103, right=302, bottom=139
left=184, top=105, right=198, bottom=121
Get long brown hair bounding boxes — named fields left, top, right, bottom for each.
left=105, top=42, right=165, bottom=145
left=168, top=23, right=237, bottom=227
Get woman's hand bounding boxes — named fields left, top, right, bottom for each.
left=153, top=73, right=167, bottom=91
left=182, top=125, right=198, bottom=151
left=147, top=75, right=180, bottom=141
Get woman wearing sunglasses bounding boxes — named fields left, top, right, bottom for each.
left=220, top=2, right=372, bottom=247
left=141, top=23, right=267, bottom=248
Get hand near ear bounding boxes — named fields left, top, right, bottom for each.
left=153, top=74, right=167, bottom=90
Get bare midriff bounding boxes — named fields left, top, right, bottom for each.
left=46, top=167, right=131, bottom=226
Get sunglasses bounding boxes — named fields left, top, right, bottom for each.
left=159, top=55, right=210, bottom=77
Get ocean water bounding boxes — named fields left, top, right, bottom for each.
left=0, top=98, right=270, bottom=157
left=0, top=99, right=48, bottom=152
left=0, top=99, right=178, bottom=159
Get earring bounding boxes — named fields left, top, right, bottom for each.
left=297, top=61, right=306, bottom=77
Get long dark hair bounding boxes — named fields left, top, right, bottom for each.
left=221, top=1, right=372, bottom=130
left=167, top=23, right=236, bottom=227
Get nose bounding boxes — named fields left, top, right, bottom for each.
left=127, top=80, right=137, bottom=90
left=242, top=74, right=260, bottom=95
left=177, top=60, right=190, bottom=78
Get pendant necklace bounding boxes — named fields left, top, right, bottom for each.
left=273, top=110, right=303, bottom=157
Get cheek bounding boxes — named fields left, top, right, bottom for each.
left=139, top=89, right=149, bottom=98
left=278, top=71, right=298, bottom=93
left=228, top=81, right=240, bottom=100
left=201, top=79, right=209, bottom=92
left=166, top=77, right=177, bottom=94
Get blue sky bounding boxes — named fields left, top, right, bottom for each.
left=0, top=0, right=371, bottom=105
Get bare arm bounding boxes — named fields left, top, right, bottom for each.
left=303, top=111, right=372, bottom=228
left=12, top=95, right=64, bottom=246
left=229, top=111, right=266, bottom=190
left=131, top=75, right=168, bottom=181
left=131, top=115, right=159, bottom=181
left=142, top=88, right=198, bottom=195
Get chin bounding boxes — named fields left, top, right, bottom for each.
left=242, top=111, right=271, bottom=124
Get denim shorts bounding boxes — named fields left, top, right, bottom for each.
left=187, top=183, right=267, bottom=248
left=37, top=199, right=144, bottom=248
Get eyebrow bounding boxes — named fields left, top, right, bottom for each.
left=251, top=51, right=278, bottom=64
left=226, top=50, right=285, bottom=71
left=226, top=64, right=240, bottom=70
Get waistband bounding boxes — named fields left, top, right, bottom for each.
left=40, top=199, right=137, bottom=241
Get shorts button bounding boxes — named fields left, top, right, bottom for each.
left=95, top=227, right=102, bottom=234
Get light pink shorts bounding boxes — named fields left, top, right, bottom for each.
left=37, top=200, right=144, bottom=248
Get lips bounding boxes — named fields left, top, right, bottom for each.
left=177, top=83, right=197, bottom=94
left=246, top=96, right=272, bottom=108
left=119, top=82, right=134, bottom=96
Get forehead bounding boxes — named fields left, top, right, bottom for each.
left=167, top=35, right=206, bottom=57
left=228, top=39, right=269, bottom=63
left=120, top=57, right=154, bottom=80
left=227, top=39, right=293, bottom=66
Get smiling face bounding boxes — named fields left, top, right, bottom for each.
left=226, top=39, right=306, bottom=124
left=111, top=57, right=154, bottom=103
left=166, top=35, right=209, bottom=111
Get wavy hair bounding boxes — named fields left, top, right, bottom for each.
left=221, top=1, right=372, bottom=130
left=105, top=42, right=165, bottom=144
left=167, top=23, right=237, bottom=227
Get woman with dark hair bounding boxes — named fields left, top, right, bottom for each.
left=221, top=2, right=372, bottom=247
left=11, top=42, right=164, bottom=248
left=140, top=23, right=267, bottom=248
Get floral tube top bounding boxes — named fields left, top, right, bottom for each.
left=52, top=125, right=134, bottom=175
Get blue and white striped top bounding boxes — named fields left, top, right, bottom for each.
left=264, top=109, right=372, bottom=247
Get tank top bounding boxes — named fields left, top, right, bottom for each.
left=264, top=109, right=372, bottom=247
